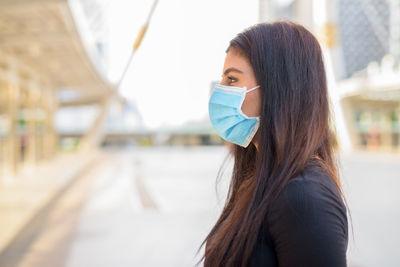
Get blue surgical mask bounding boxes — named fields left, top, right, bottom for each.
left=208, top=82, right=260, bottom=147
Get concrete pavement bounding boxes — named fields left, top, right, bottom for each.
left=0, top=146, right=399, bottom=267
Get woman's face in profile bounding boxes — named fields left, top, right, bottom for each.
left=221, top=48, right=262, bottom=119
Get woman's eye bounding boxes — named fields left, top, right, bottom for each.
left=228, top=76, right=237, bottom=83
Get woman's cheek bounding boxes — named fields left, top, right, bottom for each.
left=244, top=91, right=262, bottom=117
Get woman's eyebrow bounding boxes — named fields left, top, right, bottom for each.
left=223, top=67, right=243, bottom=76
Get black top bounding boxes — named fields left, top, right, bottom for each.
left=250, top=165, right=349, bottom=267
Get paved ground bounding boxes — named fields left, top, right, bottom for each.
left=0, top=151, right=101, bottom=262
left=1, top=146, right=399, bottom=267
left=340, top=151, right=400, bottom=267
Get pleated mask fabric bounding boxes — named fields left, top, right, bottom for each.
left=208, top=83, right=260, bottom=147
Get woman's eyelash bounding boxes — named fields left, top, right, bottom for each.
left=228, top=76, right=237, bottom=82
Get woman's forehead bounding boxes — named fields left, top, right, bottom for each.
left=223, top=50, right=252, bottom=74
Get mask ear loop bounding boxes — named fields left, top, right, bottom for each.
left=245, top=85, right=260, bottom=93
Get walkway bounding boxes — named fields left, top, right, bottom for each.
left=0, top=146, right=399, bottom=267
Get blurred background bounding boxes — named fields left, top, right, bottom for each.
left=0, top=0, right=399, bottom=266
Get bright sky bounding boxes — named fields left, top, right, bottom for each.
left=105, top=0, right=259, bottom=129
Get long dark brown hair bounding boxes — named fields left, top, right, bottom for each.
left=196, top=20, right=353, bottom=266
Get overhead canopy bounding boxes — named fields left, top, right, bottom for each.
left=0, top=0, right=116, bottom=106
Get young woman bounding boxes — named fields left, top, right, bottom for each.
left=197, top=21, right=351, bottom=267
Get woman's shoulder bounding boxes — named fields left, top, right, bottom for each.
left=264, top=166, right=349, bottom=266
left=266, top=166, right=348, bottom=239
left=271, top=166, right=347, bottom=216
left=281, top=165, right=343, bottom=202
